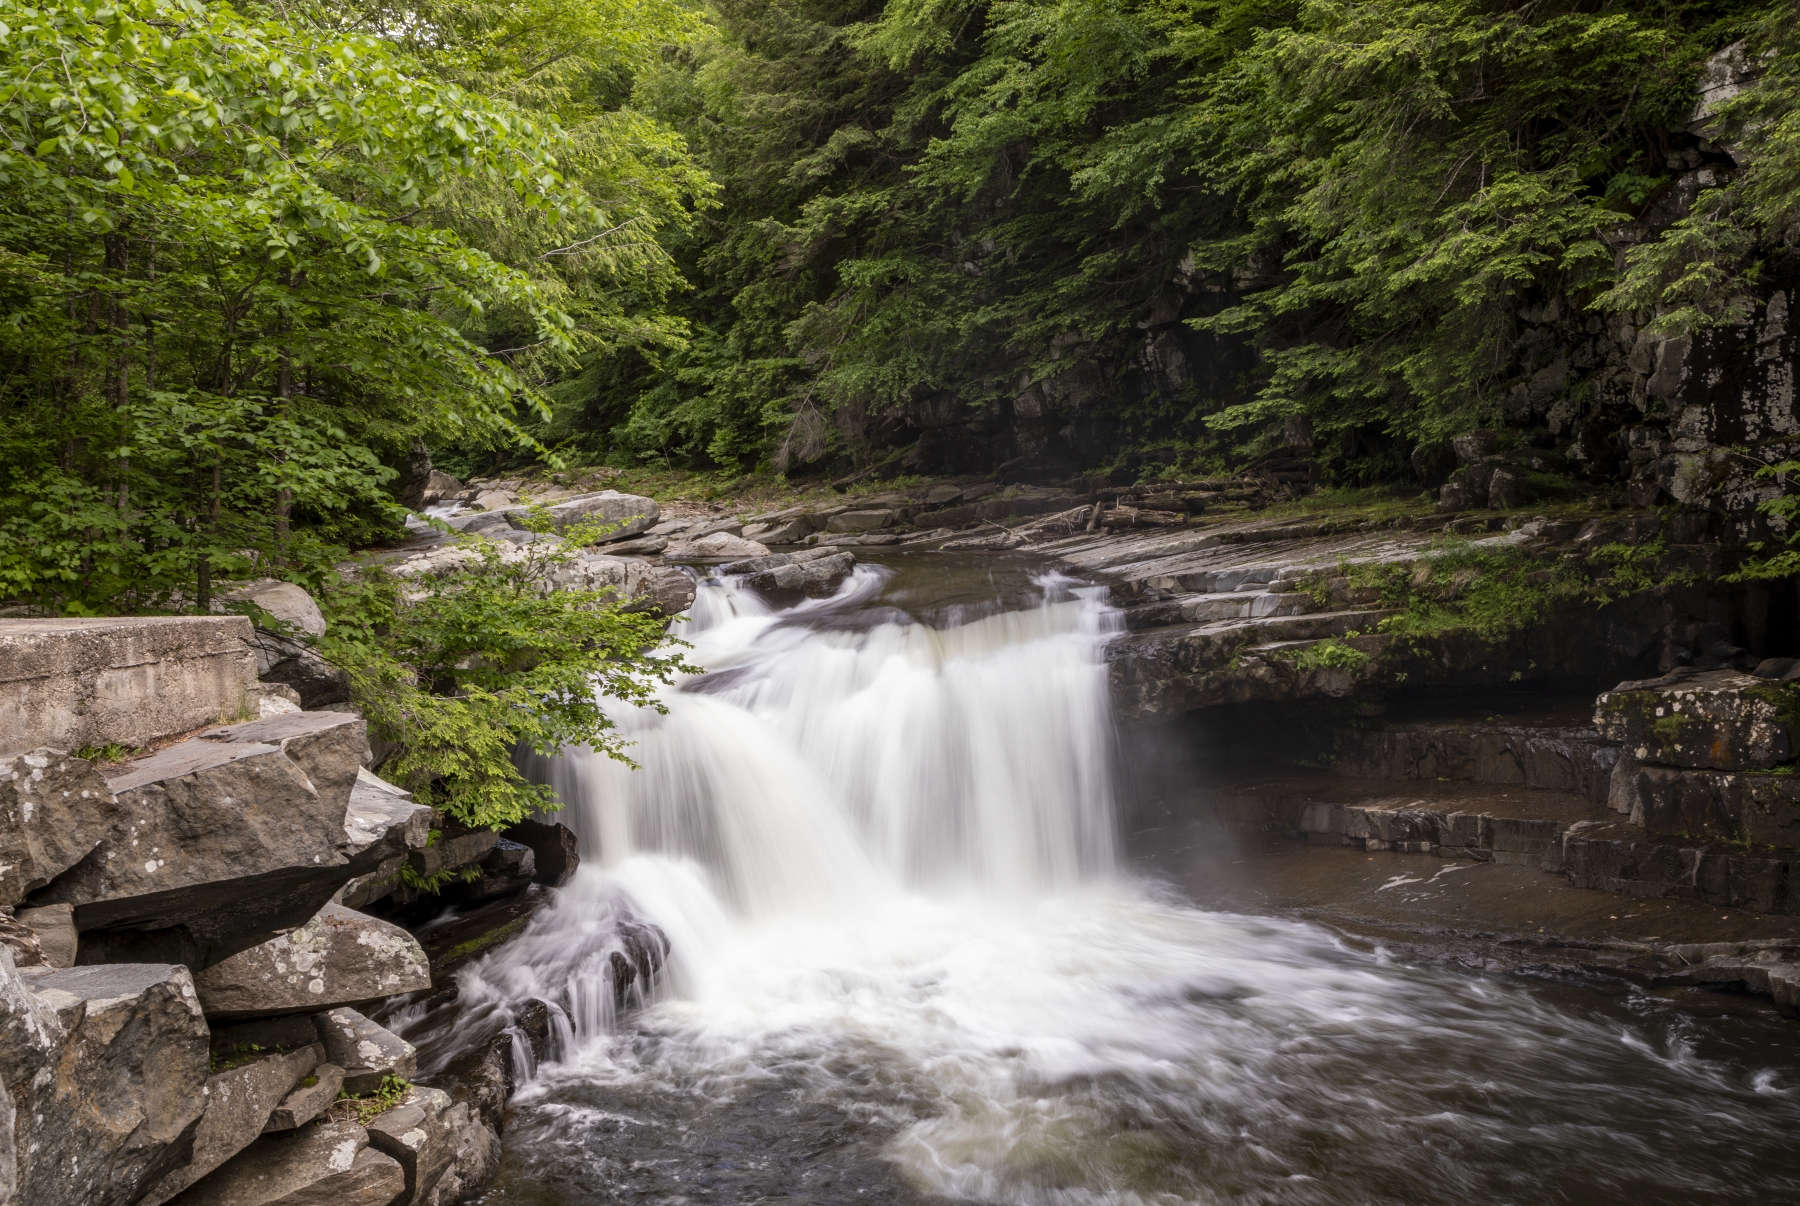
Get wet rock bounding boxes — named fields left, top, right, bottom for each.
left=139, top=1044, right=324, bottom=1205
left=8, top=958, right=210, bottom=1206
left=420, top=1103, right=500, bottom=1206
left=417, top=888, right=552, bottom=984
left=262, top=1063, right=344, bottom=1133
left=1597, top=668, right=1796, bottom=770
left=217, top=580, right=328, bottom=638
left=317, top=1006, right=418, bottom=1095
left=720, top=549, right=857, bottom=606
left=364, top=1085, right=459, bottom=1205
left=1622, top=763, right=1800, bottom=849
left=0, top=615, right=259, bottom=755
left=665, top=531, right=771, bottom=560
left=173, top=1119, right=405, bottom=1206
left=505, top=818, right=580, bottom=886
left=549, top=555, right=695, bottom=616
left=1560, top=820, right=1800, bottom=914
left=0, top=747, right=120, bottom=904
left=31, top=734, right=356, bottom=968
left=1331, top=721, right=1620, bottom=804
left=194, top=904, right=431, bottom=1019
left=14, top=903, right=74, bottom=966
left=462, top=839, right=536, bottom=901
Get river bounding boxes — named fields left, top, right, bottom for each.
left=455, top=554, right=1800, bottom=1205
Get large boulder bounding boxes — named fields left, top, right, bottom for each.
left=824, top=509, right=896, bottom=533
left=0, top=616, right=258, bottom=756
left=201, top=711, right=371, bottom=817
left=139, top=1044, right=324, bottom=1205
left=29, top=735, right=357, bottom=968
left=1597, top=668, right=1797, bottom=770
left=316, top=1006, right=418, bottom=1094
left=0, top=748, right=121, bottom=905
left=664, top=531, right=771, bottom=560
left=218, top=580, right=328, bottom=638
left=7, top=958, right=210, bottom=1206
left=1621, top=762, right=1800, bottom=848
left=194, top=904, right=432, bottom=1020
left=172, top=1120, right=406, bottom=1206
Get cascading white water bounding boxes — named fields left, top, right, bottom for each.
left=456, top=560, right=1800, bottom=1206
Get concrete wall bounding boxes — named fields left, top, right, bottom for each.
left=0, top=617, right=258, bottom=755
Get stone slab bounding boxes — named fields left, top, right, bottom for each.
left=317, top=1007, right=418, bottom=1095
left=173, top=1120, right=405, bottom=1206
left=263, top=1063, right=344, bottom=1133
left=195, top=904, right=431, bottom=1019
left=1597, top=668, right=1798, bottom=770
left=0, top=748, right=121, bottom=905
left=139, top=1044, right=323, bottom=1205
left=0, top=616, right=258, bottom=756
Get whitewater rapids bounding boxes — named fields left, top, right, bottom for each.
left=459, top=559, right=1800, bottom=1205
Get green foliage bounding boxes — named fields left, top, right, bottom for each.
left=333, top=1074, right=411, bottom=1124
left=0, top=0, right=710, bottom=613
left=73, top=743, right=134, bottom=763
left=1293, top=639, right=1371, bottom=672
left=317, top=510, right=693, bottom=830
left=583, top=0, right=1771, bottom=478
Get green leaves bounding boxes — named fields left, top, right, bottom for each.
left=318, top=529, right=693, bottom=830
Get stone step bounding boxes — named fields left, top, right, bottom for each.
left=1329, top=715, right=1620, bottom=803
left=1561, top=820, right=1800, bottom=916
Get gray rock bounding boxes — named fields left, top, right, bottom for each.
left=249, top=627, right=352, bottom=710
left=173, top=1120, right=406, bottom=1206
left=364, top=1085, right=460, bottom=1205
left=0, top=1064, right=13, bottom=1206
left=550, top=555, right=695, bottom=616
left=218, top=580, right=328, bottom=638
left=420, top=1103, right=500, bottom=1206
left=0, top=615, right=259, bottom=756
left=417, top=470, right=464, bottom=507
left=0, top=909, right=45, bottom=968
left=317, top=1007, right=418, bottom=1095
left=195, top=904, right=431, bottom=1020
left=1597, top=668, right=1796, bottom=770
left=10, top=959, right=210, bottom=1206
left=741, top=517, right=812, bottom=544
left=520, top=490, right=659, bottom=540
left=31, top=735, right=355, bottom=968
left=0, top=748, right=120, bottom=904
left=263, top=1063, right=345, bottom=1133
left=1623, top=762, right=1800, bottom=849
left=201, top=710, right=372, bottom=818
left=139, top=1044, right=324, bottom=1205
left=463, top=838, right=536, bottom=901
left=665, top=531, right=772, bottom=560
left=336, top=769, right=435, bottom=909
left=599, top=533, right=669, bottom=555
left=824, top=508, right=896, bottom=533
left=15, top=902, right=75, bottom=967
left=721, top=550, right=857, bottom=606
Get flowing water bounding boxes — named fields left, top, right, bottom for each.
left=459, top=555, right=1800, bottom=1205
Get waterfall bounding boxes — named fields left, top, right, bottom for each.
left=449, top=561, right=1800, bottom=1206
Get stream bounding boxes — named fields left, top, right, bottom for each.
left=459, top=555, right=1800, bottom=1205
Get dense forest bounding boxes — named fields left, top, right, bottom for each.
left=1, top=0, right=1798, bottom=612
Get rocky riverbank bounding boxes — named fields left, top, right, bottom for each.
left=0, top=613, right=662, bottom=1206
